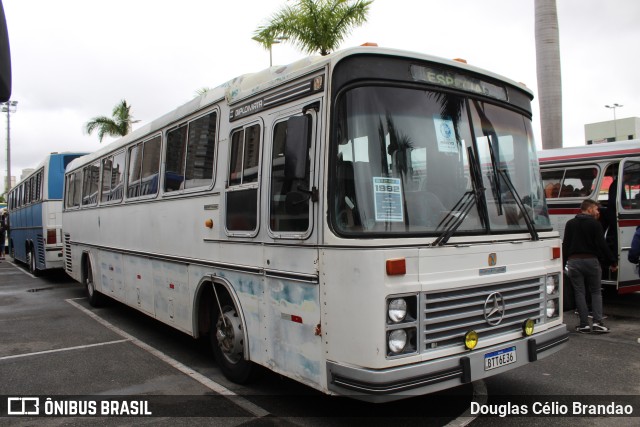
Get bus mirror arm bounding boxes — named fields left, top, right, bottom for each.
left=296, top=185, right=318, bottom=203
left=285, top=186, right=317, bottom=215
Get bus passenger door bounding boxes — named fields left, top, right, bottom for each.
left=616, top=158, right=640, bottom=292
left=261, top=105, right=322, bottom=385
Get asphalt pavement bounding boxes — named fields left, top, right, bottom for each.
left=1, top=256, right=640, bottom=426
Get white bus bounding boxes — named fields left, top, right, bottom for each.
left=539, top=140, right=640, bottom=299
left=63, top=46, right=567, bottom=401
left=7, top=152, right=87, bottom=274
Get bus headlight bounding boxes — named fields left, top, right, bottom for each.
left=388, top=329, right=407, bottom=354
left=388, top=298, right=407, bottom=323
left=546, top=274, right=560, bottom=295
left=546, top=299, right=558, bottom=318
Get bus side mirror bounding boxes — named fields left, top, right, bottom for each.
left=0, top=0, right=12, bottom=102
left=284, top=115, right=310, bottom=180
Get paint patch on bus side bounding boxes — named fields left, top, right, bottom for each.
left=264, top=278, right=321, bottom=387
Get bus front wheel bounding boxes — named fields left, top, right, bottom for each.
left=210, top=300, right=255, bottom=384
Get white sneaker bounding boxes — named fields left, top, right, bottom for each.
left=592, top=323, right=609, bottom=333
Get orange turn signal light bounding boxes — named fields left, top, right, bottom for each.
left=552, top=247, right=561, bottom=260
left=386, top=258, right=406, bottom=276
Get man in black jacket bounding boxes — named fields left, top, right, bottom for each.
left=563, top=199, right=617, bottom=333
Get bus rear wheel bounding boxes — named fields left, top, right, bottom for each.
left=84, top=261, right=104, bottom=307
left=210, top=300, right=255, bottom=384
left=27, top=248, right=40, bottom=276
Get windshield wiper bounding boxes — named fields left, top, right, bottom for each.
left=431, top=191, right=477, bottom=247
left=432, top=148, right=487, bottom=247
left=473, top=99, right=503, bottom=216
left=486, top=133, right=504, bottom=216
left=497, top=168, right=539, bottom=241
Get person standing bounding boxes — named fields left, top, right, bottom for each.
left=628, top=226, right=640, bottom=271
left=563, top=199, right=617, bottom=333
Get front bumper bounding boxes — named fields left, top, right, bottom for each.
left=327, top=324, right=568, bottom=402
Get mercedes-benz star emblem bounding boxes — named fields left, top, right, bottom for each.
left=483, top=292, right=506, bottom=326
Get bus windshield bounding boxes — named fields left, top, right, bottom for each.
left=331, top=85, right=550, bottom=236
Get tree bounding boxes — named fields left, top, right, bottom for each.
left=85, top=99, right=139, bottom=142
left=254, top=0, right=373, bottom=56
left=535, top=0, right=563, bottom=149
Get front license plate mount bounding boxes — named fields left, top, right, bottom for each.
left=484, top=346, right=516, bottom=371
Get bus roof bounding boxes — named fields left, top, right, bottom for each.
left=67, top=46, right=534, bottom=173
left=538, top=139, right=640, bottom=165
left=15, top=152, right=89, bottom=184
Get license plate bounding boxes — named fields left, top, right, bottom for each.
left=484, top=346, right=516, bottom=371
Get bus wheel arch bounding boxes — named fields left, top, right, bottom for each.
left=197, top=277, right=255, bottom=384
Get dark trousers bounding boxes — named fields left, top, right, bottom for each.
left=566, top=258, right=604, bottom=326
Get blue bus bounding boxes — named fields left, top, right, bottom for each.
left=7, top=152, right=87, bottom=274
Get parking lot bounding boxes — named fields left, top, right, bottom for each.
left=1, top=258, right=640, bottom=426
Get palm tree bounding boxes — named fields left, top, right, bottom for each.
left=535, top=0, right=563, bottom=149
left=254, top=0, right=373, bottom=56
left=85, top=99, right=139, bottom=142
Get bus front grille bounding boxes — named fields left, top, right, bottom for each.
left=422, top=278, right=544, bottom=351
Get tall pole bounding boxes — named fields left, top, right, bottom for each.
left=535, top=0, right=563, bottom=149
left=1, top=99, right=16, bottom=194
left=605, top=103, right=623, bottom=142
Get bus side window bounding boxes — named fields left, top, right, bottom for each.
left=164, top=124, right=188, bottom=192
left=81, top=162, right=100, bottom=206
left=621, top=161, right=640, bottom=210
left=269, top=116, right=312, bottom=233
left=127, top=136, right=161, bottom=199
left=541, top=169, right=563, bottom=199
left=226, top=124, right=261, bottom=232
left=140, top=136, right=161, bottom=196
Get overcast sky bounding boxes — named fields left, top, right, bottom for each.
left=2, top=0, right=639, bottom=181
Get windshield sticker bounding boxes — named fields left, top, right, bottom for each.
left=373, top=177, right=404, bottom=222
left=434, top=117, right=458, bottom=153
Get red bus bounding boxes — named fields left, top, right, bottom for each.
left=538, top=140, right=640, bottom=304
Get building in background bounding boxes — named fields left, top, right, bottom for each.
left=585, top=117, right=640, bottom=144
left=20, top=168, right=33, bottom=182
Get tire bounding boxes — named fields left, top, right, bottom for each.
left=210, top=297, right=255, bottom=384
left=85, top=260, right=104, bottom=307
left=27, top=248, right=40, bottom=277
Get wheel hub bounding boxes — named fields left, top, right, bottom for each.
left=216, top=309, right=243, bottom=363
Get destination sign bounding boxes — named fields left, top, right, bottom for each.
left=410, top=65, right=507, bottom=101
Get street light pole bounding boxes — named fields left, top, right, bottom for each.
left=268, top=38, right=287, bottom=67
left=1, top=100, right=17, bottom=194
left=269, top=39, right=281, bottom=67
left=605, top=103, right=623, bottom=142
